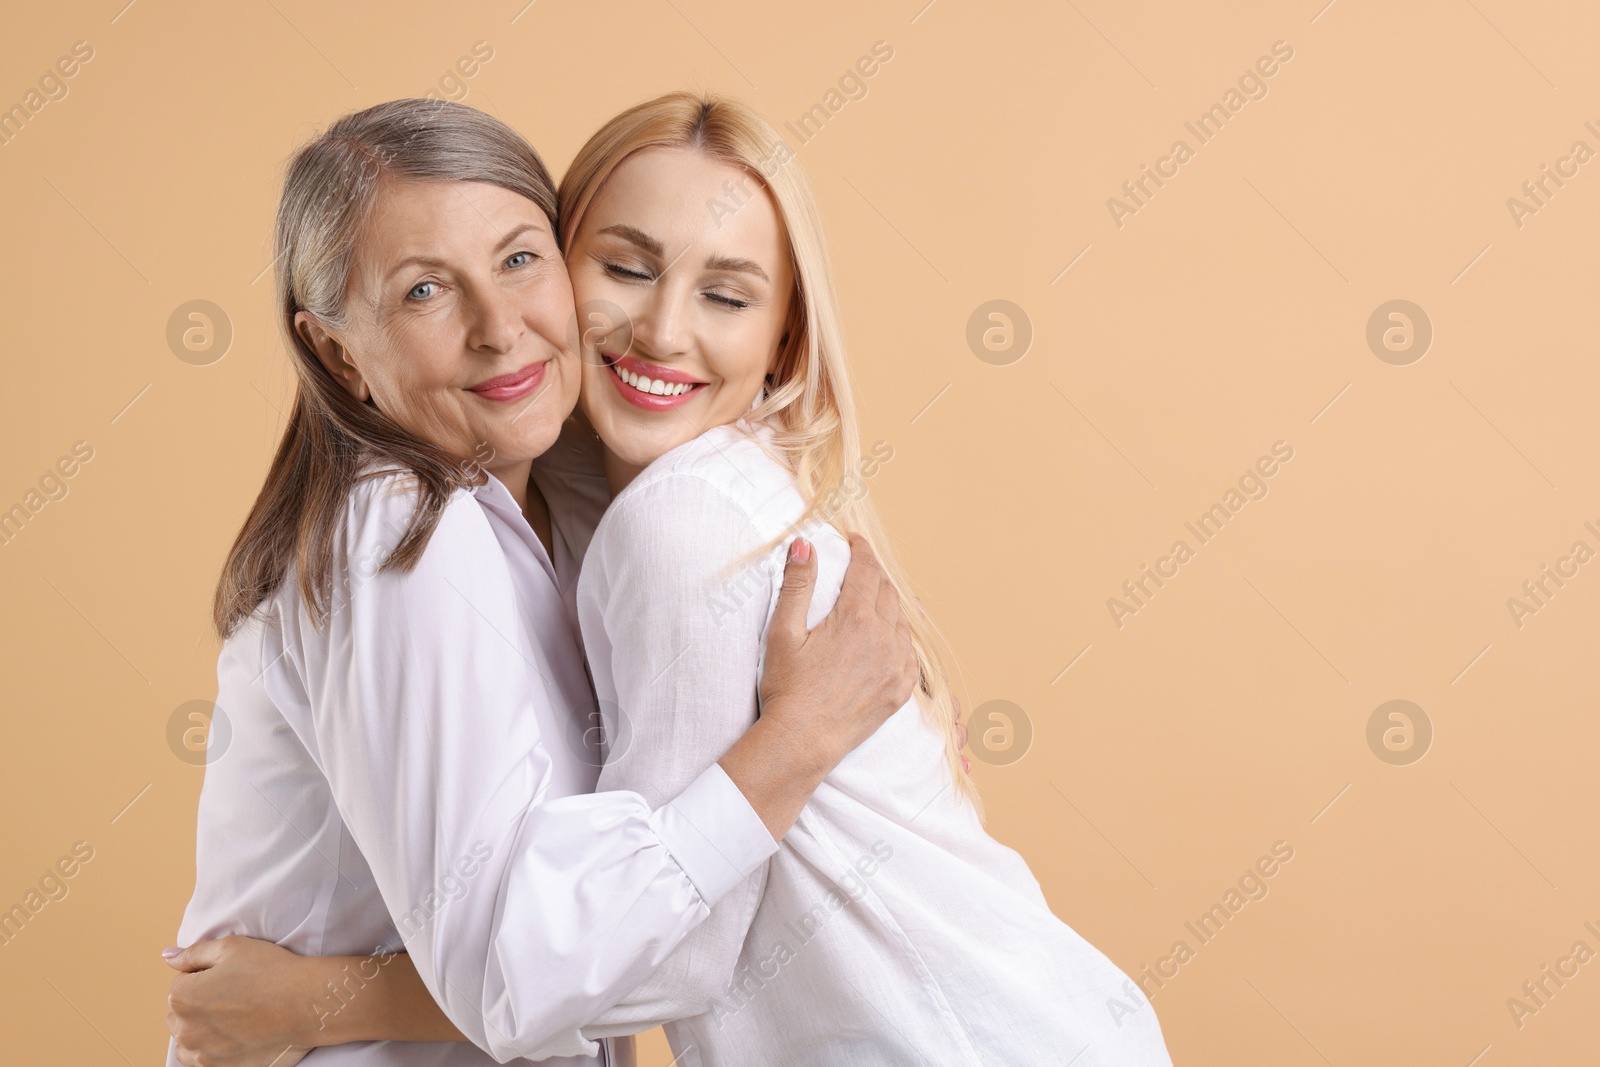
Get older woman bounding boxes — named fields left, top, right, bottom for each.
left=164, top=98, right=917, bottom=1067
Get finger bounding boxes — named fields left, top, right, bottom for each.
left=164, top=940, right=224, bottom=973
left=174, top=1045, right=199, bottom=1067
left=874, top=566, right=902, bottom=628
left=847, top=530, right=876, bottom=564
left=839, top=533, right=883, bottom=604
left=168, top=972, right=197, bottom=1013
left=768, top=537, right=817, bottom=646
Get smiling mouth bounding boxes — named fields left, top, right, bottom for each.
left=469, top=360, right=548, bottom=403
left=602, top=353, right=707, bottom=410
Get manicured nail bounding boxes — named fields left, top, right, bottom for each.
left=161, top=947, right=181, bottom=958
left=788, top=537, right=811, bottom=564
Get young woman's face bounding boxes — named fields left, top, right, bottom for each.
left=567, top=146, right=794, bottom=473
left=300, top=180, right=581, bottom=472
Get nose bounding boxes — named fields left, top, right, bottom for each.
left=466, top=283, right=524, bottom=354
left=628, top=276, right=691, bottom=361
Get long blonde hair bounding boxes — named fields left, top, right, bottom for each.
left=560, top=92, right=979, bottom=811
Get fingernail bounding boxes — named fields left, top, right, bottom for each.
left=788, top=537, right=811, bottom=564
left=161, top=947, right=181, bottom=958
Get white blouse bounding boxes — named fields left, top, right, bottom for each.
left=169, top=423, right=777, bottom=1067
left=576, top=422, right=1174, bottom=1066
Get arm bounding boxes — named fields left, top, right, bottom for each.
left=166, top=940, right=461, bottom=1063
left=579, top=477, right=781, bottom=1037
left=296, top=486, right=774, bottom=1061
left=167, top=487, right=912, bottom=1061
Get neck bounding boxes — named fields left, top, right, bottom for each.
left=598, top=441, right=646, bottom=502
left=602, top=448, right=646, bottom=497
left=485, top=459, right=534, bottom=509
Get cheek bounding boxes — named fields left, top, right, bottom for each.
left=568, top=265, right=602, bottom=307
left=716, top=319, right=783, bottom=385
left=359, top=334, right=465, bottom=435
left=579, top=356, right=608, bottom=396
left=547, top=346, right=583, bottom=413
left=374, top=345, right=449, bottom=404
left=577, top=365, right=605, bottom=422
left=392, top=377, right=467, bottom=441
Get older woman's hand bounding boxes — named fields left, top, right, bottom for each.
left=720, top=532, right=923, bottom=840
left=759, top=533, right=918, bottom=765
left=165, top=936, right=313, bottom=1067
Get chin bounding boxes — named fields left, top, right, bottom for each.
left=615, top=432, right=678, bottom=470
left=486, top=412, right=567, bottom=468
left=595, top=414, right=683, bottom=471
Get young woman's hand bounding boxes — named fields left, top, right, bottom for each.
left=165, top=936, right=313, bottom=1066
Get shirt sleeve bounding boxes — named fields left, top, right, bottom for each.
left=286, top=474, right=776, bottom=1062
left=577, top=473, right=783, bottom=1038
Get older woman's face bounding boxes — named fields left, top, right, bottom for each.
left=299, top=180, right=580, bottom=471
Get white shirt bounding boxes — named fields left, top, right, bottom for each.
left=170, top=421, right=777, bottom=1066
left=577, top=422, right=1175, bottom=1066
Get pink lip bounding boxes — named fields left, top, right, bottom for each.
left=603, top=353, right=707, bottom=411
left=606, top=354, right=707, bottom=385
left=469, top=361, right=547, bottom=402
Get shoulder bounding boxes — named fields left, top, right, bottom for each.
left=266, top=462, right=501, bottom=623
left=343, top=462, right=492, bottom=558
left=611, top=424, right=801, bottom=536
left=585, top=428, right=799, bottom=591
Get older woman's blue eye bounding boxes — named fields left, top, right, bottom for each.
left=408, top=281, right=436, bottom=300
left=507, top=251, right=533, bottom=268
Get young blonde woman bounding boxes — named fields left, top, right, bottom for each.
left=169, top=94, right=1173, bottom=1066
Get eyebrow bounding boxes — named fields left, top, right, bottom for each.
left=384, top=221, right=547, bottom=281
left=596, top=223, right=664, bottom=257
left=596, top=223, right=770, bottom=283
left=705, top=254, right=769, bottom=282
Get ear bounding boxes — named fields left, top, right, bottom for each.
left=295, top=311, right=371, bottom=403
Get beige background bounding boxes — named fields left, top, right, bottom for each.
left=2, top=0, right=1596, bottom=1063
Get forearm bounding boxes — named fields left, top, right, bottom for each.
left=297, top=953, right=466, bottom=1047
left=309, top=502, right=773, bottom=1059
left=297, top=728, right=812, bottom=1048
left=718, top=710, right=831, bottom=841
left=294, top=687, right=856, bottom=1047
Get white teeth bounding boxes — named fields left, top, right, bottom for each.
left=614, top=363, right=694, bottom=397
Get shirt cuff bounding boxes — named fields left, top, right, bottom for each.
left=651, top=763, right=778, bottom=906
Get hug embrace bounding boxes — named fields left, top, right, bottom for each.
left=163, top=92, right=1174, bottom=1067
